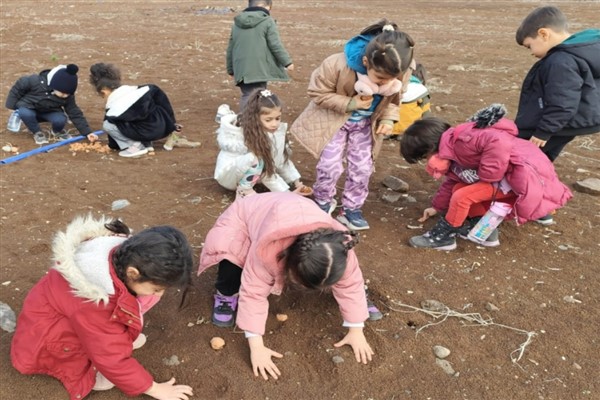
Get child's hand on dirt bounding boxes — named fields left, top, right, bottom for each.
left=144, top=378, right=193, bottom=400
left=248, top=336, right=283, bottom=380
left=353, top=94, right=373, bottom=110
left=87, top=133, right=98, bottom=142
left=418, top=207, right=438, bottom=222
left=334, top=327, right=374, bottom=364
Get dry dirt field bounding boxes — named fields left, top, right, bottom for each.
left=1, top=1, right=599, bottom=399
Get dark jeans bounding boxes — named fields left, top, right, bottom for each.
left=18, top=107, right=67, bottom=134
left=238, top=81, right=267, bottom=113
left=517, top=131, right=576, bottom=162
left=215, top=259, right=242, bottom=296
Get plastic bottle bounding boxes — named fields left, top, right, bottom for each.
left=7, top=110, right=21, bottom=132
left=467, top=202, right=512, bottom=243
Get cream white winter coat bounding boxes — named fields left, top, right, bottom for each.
left=214, top=114, right=301, bottom=192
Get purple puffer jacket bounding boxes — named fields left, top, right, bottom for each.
left=432, top=118, right=572, bottom=224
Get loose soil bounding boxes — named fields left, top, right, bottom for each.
left=1, top=1, right=599, bottom=399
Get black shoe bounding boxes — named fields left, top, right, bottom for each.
left=409, top=217, right=457, bottom=250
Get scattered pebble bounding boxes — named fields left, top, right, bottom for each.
left=111, top=199, right=130, bottom=211
left=162, top=355, right=180, bottom=366
left=276, top=313, right=288, bottom=322
left=421, top=299, right=446, bottom=312
left=435, top=358, right=456, bottom=375
left=332, top=356, right=344, bottom=364
left=572, top=362, right=582, bottom=370
left=210, top=337, right=225, bottom=350
left=382, top=176, right=410, bottom=192
left=485, top=302, right=500, bottom=312
left=573, top=178, right=600, bottom=196
left=433, top=345, right=451, bottom=359
left=0, top=301, right=16, bottom=333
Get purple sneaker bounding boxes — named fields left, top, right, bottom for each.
left=212, top=293, right=238, bottom=327
left=367, top=299, right=383, bottom=321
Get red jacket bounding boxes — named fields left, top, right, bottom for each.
left=432, top=118, right=572, bottom=224
left=11, top=215, right=153, bottom=400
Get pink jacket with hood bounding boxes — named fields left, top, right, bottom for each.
left=198, top=192, right=368, bottom=335
left=432, top=116, right=572, bottom=224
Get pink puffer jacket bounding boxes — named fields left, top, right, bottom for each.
left=432, top=118, right=572, bottom=224
left=198, top=192, right=368, bottom=335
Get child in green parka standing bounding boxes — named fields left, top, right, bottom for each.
left=226, top=0, right=294, bottom=112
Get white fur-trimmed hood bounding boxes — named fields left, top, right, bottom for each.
left=52, top=214, right=127, bottom=304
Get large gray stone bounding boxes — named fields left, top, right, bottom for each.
left=382, top=176, right=410, bottom=192
left=573, top=178, right=600, bottom=196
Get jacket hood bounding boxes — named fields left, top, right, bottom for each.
left=52, top=214, right=127, bottom=304
left=234, top=8, right=270, bottom=29
left=344, top=33, right=376, bottom=74
left=556, top=29, right=600, bottom=77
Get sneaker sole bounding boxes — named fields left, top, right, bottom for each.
left=535, top=219, right=555, bottom=226
left=458, top=234, right=500, bottom=247
left=211, top=316, right=235, bottom=328
left=336, top=214, right=370, bottom=230
left=119, top=149, right=148, bottom=158
left=409, top=237, right=457, bottom=250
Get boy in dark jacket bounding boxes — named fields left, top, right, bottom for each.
left=5, top=64, right=92, bottom=145
left=515, top=6, right=600, bottom=162
left=226, top=0, right=294, bottom=111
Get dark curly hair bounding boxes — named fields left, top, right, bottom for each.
left=89, top=62, right=122, bottom=94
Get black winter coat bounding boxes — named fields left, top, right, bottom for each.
left=515, top=30, right=600, bottom=140
left=104, top=84, right=176, bottom=142
left=5, top=69, right=92, bottom=135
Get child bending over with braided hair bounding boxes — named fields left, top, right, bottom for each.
left=214, top=88, right=311, bottom=199
left=198, top=192, right=381, bottom=380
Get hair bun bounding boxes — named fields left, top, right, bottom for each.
left=66, top=64, right=79, bottom=75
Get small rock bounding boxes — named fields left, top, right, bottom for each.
left=111, top=199, right=130, bottom=211
left=0, top=302, right=16, bottom=333
left=572, top=362, right=582, bottom=370
left=404, top=196, right=417, bottom=203
left=210, top=337, right=225, bottom=350
left=381, top=191, right=402, bottom=203
left=573, top=178, right=600, bottom=196
left=382, top=176, right=410, bottom=192
left=162, top=355, right=180, bottom=366
left=563, top=295, right=582, bottom=304
left=485, top=302, right=500, bottom=312
left=433, top=345, right=451, bottom=359
left=332, top=356, right=344, bottom=364
left=276, top=313, right=288, bottom=322
left=421, top=299, right=446, bottom=312
left=447, top=64, right=466, bottom=71
left=435, top=358, right=456, bottom=375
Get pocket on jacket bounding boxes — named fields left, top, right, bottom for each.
left=46, top=341, right=86, bottom=359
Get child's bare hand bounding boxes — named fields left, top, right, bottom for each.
left=334, top=327, right=374, bottom=364
left=249, top=336, right=283, bottom=380
left=353, top=94, right=373, bottom=110
left=87, top=133, right=98, bottom=142
left=144, top=378, right=193, bottom=400
left=418, top=207, right=437, bottom=222
left=375, top=124, right=392, bottom=135
left=529, top=136, right=547, bottom=148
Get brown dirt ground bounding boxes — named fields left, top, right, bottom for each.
left=1, top=1, right=599, bottom=399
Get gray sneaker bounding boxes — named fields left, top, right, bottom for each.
left=33, top=131, right=49, bottom=145
left=51, top=130, right=72, bottom=141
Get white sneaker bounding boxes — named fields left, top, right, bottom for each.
left=133, top=333, right=147, bottom=350
left=92, top=372, right=115, bottom=391
left=119, top=144, right=148, bottom=158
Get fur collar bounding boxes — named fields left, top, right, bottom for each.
left=52, top=214, right=127, bottom=304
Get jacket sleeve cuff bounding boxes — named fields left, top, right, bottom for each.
left=379, top=119, right=394, bottom=126
left=245, top=331, right=262, bottom=338
left=534, top=132, right=552, bottom=141
left=342, top=320, right=365, bottom=328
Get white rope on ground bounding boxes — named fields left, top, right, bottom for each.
left=387, top=300, right=537, bottom=363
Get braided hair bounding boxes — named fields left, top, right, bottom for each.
left=279, top=228, right=359, bottom=290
